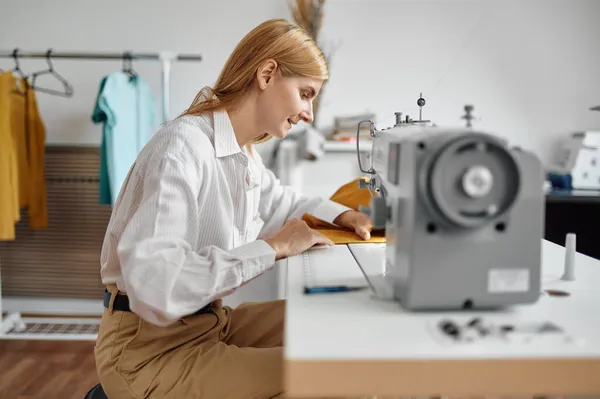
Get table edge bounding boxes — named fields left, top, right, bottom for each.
left=284, top=357, right=600, bottom=397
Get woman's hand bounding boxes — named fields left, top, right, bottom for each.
left=333, top=210, right=373, bottom=240
left=264, top=219, right=335, bottom=260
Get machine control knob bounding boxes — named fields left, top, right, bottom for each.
left=462, top=165, right=494, bottom=198
left=462, top=104, right=475, bottom=127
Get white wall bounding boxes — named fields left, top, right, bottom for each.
left=1, top=0, right=600, bottom=165
left=319, top=0, right=600, bottom=165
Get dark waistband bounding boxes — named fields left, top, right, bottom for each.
left=103, top=289, right=214, bottom=315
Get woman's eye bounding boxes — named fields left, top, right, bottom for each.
left=301, top=91, right=309, bottom=99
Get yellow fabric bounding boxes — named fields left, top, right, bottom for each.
left=11, top=78, right=31, bottom=208
left=0, top=72, right=20, bottom=240
left=17, top=77, right=48, bottom=229
left=0, top=72, right=48, bottom=240
left=302, top=177, right=386, bottom=244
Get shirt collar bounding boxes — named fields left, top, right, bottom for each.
left=214, top=109, right=243, bottom=158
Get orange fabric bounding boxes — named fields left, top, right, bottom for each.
left=302, top=177, right=386, bottom=244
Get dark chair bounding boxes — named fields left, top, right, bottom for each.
left=83, top=384, right=108, bottom=399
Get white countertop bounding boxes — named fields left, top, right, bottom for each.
left=282, top=240, right=600, bottom=397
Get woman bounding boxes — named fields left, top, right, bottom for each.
left=95, top=18, right=373, bottom=399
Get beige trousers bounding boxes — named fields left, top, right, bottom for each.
left=96, top=285, right=365, bottom=399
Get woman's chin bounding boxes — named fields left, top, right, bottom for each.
left=273, top=128, right=288, bottom=139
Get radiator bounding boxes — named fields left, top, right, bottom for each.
left=0, top=146, right=112, bottom=300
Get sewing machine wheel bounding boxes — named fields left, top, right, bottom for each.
left=423, top=133, right=520, bottom=229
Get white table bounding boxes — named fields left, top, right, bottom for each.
left=282, top=240, right=600, bottom=398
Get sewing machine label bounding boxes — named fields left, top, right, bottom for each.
left=487, top=269, right=529, bottom=293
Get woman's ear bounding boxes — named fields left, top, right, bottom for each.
left=257, top=59, right=278, bottom=90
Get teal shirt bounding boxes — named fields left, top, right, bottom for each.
left=92, top=72, right=157, bottom=205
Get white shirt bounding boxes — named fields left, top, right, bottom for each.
left=100, top=109, right=350, bottom=326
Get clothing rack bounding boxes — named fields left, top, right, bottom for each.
left=0, top=49, right=203, bottom=122
left=0, top=50, right=202, bottom=341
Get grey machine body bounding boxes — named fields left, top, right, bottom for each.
left=358, top=107, right=545, bottom=310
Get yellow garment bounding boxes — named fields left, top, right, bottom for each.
left=11, top=79, right=31, bottom=208
left=0, top=72, right=20, bottom=240
left=303, top=177, right=386, bottom=244
left=0, top=73, right=48, bottom=240
left=11, top=76, right=48, bottom=229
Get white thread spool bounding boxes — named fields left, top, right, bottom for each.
left=561, top=233, right=576, bottom=281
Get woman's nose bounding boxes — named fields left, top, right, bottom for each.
left=299, top=103, right=314, bottom=123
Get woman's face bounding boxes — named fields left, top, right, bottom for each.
left=256, top=62, right=323, bottom=139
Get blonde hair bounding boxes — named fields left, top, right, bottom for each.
left=179, top=18, right=329, bottom=148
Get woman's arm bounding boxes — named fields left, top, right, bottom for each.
left=115, top=150, right=275, bottom=327
left=254, top=151, right=352, bottom=238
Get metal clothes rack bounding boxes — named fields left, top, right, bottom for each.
left=0, top=50, right=202, bottom=340
left=0, top=49, right=203, bottom=122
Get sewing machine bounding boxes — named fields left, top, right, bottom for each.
left=354, top=101, right=546, bottom=310
left=281, top=99, right=600, bottom=398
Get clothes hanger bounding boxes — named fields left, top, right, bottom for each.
left=10, top=49, right=28, bottom=79
left=122, top=51, right=138, bottom=81
left=30, top=49, right=74, bottom=97
left=10, top=48, right=29, bottom=95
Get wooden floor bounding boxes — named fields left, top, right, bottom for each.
left=0, top=339, right=99, bottom=399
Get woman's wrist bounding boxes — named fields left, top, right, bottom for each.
left=264, top=238, right=285, bottom=260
